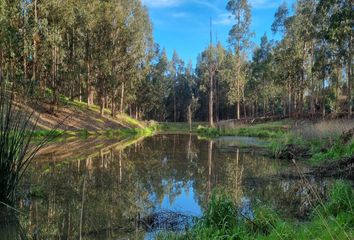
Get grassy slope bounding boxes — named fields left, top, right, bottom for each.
left=26, top=98, right=156, bottom=138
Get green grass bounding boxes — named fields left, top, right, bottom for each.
left=159, top=181, right=353, bottom=240
left=32, top=124, right=158, bottom=140
left=310, top=138, right=354, bottom=165
left=267, top=131, right=353, bottom=165
left=100, top=126, right=157, bottom=139
left=31, top=130, right=65, bottom=138
left=196, top=121, right=289, bottom=139
left=159, top=122, right=207, bottom=133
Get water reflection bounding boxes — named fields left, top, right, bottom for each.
left=5, top=134, right=334, bottom=239
left=0, top=207, right=26, bottom=240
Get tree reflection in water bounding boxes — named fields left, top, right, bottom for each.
left=1, top=134, right=334, bottom=239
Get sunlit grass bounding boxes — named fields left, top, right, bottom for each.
left=196, top=120, right=289, bottom=138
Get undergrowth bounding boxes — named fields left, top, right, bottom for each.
left=196, top=121, right=287, bottom=138
left=158, top=181, right=353, bottom=240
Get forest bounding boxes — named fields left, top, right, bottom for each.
left=0, top=0, right=352, bottom=124
left=0, top=0, right=353, bottom=239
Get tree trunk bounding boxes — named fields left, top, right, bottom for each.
left=288, top=81, right=292, bottom=117
left=111, top=90, right=116, bottom=117
left=216, top=77, right=219, bottom=122
left=348, top=35, right=352, bottom=119
left=173, top=82, right=177, bottom=122
left=120, top=82, right=124, bottom=113
left=188, top=104, right=192, bottom=131
left=86, top=62, right=92, bottom=106
left=32, top=0, right=38, bottom=83
left=100, top=96, right=105, bottom=116
left=263, top=98, right=266, bottom=117
left=51, top=45, right=58, bottom=113
left=243, top=100, right=247, bottom=119
left=336, top=65, right=341, bottom=116
left=209, top=72, right=214, bottom=127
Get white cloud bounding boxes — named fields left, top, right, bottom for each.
left=141, top=0, right=183, bottom=8
left=192, top=0, right=222, bottom=12
left=249, top=0, right=280, bottom=9
left=214, top=13, right=232, bottom=26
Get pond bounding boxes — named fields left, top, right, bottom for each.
left=4, top=134, right=335, bottom=239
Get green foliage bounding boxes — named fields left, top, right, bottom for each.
left=31, top=130, right=64, bottom=138
left=197, top=122, right=288, bottom=139
left=161, top=182, right=353, bottom=240
left=311, top=138, right=354, bottom=164
left=320, top=181, right=354, bottom=218
left=200, top=192, right=237, bottom=230
left=159, top=122, right=206, bottom=133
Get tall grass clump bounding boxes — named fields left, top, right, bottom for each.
left=160, top=182, right=353, bottom=240
left=0, top=84, right=58, bottom=206
left=293, top=120, right=354, bottom=141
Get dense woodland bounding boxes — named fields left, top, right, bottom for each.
left=0, top=0, right=352, bottom=125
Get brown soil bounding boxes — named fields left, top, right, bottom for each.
left=25, top=102, right=126, bottom=131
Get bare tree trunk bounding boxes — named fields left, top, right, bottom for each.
left=188, top=104, right=192, bottom=131
left=263, top=98, right=266, bottom=117
left=243, top=99, right=247, bottom=119
left=32, top=0, right=38, bottom=83
left=0, top=51, right=2, bottom=82
left=348, top=35, right=352, bottom=119
left=288, top=81, right=292, bottom=117
left=216, top=78, right=220, bottom=122
left=100, top=96, right=105, bottom=116
left=173, top=83, right=177, bottom=122
left=209, top=72, right=214, bottom=127
left=51, top=45, right=58, bottom=113
left=299, top=42, right=307, bottom=117
left=111, top=90, right=116, bottom=117
left=87, top=62, right=93, bottom=106
left=23, top=3, right=27, bottom=83
left=336, top=65, right=341, bottom=116
left=120, top=82, right=124, bottom=113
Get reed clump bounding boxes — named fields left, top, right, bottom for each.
left=0, top=84, right=58, bottom=206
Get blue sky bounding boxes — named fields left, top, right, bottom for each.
left=142, top=0, right=295, bottom=65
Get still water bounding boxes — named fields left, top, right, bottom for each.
left=9, top=134, right=333, bottom=239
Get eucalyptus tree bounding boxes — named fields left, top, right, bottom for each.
left=195, top=42, right=226, bottom=123
left=142, top=47, right=170, bottom=121
left=169, top=51, right=185, bottom=122
left=226, top=0, right=253, bottom=120
left=249, top=34, right=274, bottom=117
left=317, top=0, right=352, bottom=118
